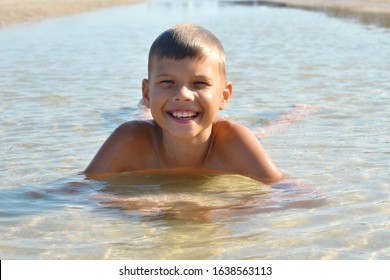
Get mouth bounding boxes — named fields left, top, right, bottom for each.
left=167, top=110, right=200, bottom=121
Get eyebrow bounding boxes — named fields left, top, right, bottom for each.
left=155, top=73, right=213, bottom=81
left=193, top=74, right=213, bottom=81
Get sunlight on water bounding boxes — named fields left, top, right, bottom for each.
left=0, top=173, right=325, bottom=259
left=0, top=0, right=389, bottom=259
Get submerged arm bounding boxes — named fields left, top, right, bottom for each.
left=254, top=104, right=321, bottom=138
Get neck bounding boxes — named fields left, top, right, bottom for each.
left=158, top=129, right=213, bottom=168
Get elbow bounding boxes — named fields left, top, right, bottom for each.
left=257, top=168, right=283, bottom=184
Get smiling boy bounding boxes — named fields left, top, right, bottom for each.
left=85, top=24, right=282, bottom=183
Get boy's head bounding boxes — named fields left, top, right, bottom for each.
left=148, top=24, right=226, bottom=79
left=141, top=24, right=232, bottom=123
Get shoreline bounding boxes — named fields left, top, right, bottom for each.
left=262, top=0, right=390, bottom=28
left=0, top=0, right=143, bottom=28
left=1, top=0, right=390, bottom=29
left=263, top=0, right=390, bottom=13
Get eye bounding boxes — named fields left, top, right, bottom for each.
left=158, top=80, right=175, bottom=88
left=193, top=81, right=209, bottom=89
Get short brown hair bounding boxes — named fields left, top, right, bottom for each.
left=148, top=24, right=226, bottom=77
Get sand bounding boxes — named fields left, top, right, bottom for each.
left=0, top=0, right=143, bottom=27
left=1, top=0, right=390, bottom=28
left=265, top=0, right=390, bottom=13
left=265, top=0, right=390, bottom=28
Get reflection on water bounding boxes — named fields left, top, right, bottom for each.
left=227, top=0, right=390, bottom=28
left=325, top=9, right=390, bottom=29
left=95, top=173, right=325, bottom=222
left=0, top=173, right=325, bottom=259
left=0, top=0, right=389, bottom=259
left=222, top=0, right=287, bottom=8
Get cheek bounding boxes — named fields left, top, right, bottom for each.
left=147, top=97, right=163, bottom=116
left=148, top=88, right=165, bottom=104
left=199, top=92, right=223, bottom=115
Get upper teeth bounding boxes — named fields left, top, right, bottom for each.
left=171, top=111, right=197, bottom=118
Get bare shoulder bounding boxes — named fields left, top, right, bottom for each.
left=212, top=119, right=282, bottom=182
left=113, top=120, right=157, bottom=138
left=84, top=120, right=158, bottom=174
left=106, top=120, right=159, bottom=157
left=213, top=119, right=255, bottom=141
left=212, top=119, right=261, bottom=155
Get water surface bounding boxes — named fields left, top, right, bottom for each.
left=0, top=0, right=389, bottom=259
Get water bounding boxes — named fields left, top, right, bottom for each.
left=0, top=0, right=389, bottom=259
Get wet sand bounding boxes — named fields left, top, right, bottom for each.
left=263, top=0, right=390, bottom=28
left=0, top=0, right=143, bottom=27
left=264, top=0, right=390, bottom=13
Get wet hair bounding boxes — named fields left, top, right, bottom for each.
left=148, top=24, right=226, bottom=77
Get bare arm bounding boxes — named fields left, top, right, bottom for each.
left=84, top=122, right=134, bottom=175
left=215, top=121, right=282, bottom=183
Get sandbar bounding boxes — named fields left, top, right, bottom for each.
left=264, top=0, right=390, bottom=13
left=0, top=0, right=143, bottom=27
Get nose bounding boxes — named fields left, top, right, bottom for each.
left=173, top=85, right=194, bottom=102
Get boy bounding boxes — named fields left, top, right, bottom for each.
left=85, top=24, right=282, bottom=183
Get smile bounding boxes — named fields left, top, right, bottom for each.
left=167, top=111, right=200, bottom=121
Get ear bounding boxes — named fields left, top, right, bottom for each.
left=219, top=81, right=233, bottom=110
left=142, top=78, right=151, bottom=108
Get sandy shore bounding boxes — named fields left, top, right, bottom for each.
left=0, top=0, right=143, bottom=27
left=265, top=0, right=390, bottom=28
left=1, top=0, right=390, bottom=28
left=265, top=0, right=390, bottom=13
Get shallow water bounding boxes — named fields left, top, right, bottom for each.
left=0, top=0, right=389, bottom=259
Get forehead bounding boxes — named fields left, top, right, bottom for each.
left=149, top=56, right=225, bottom=80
